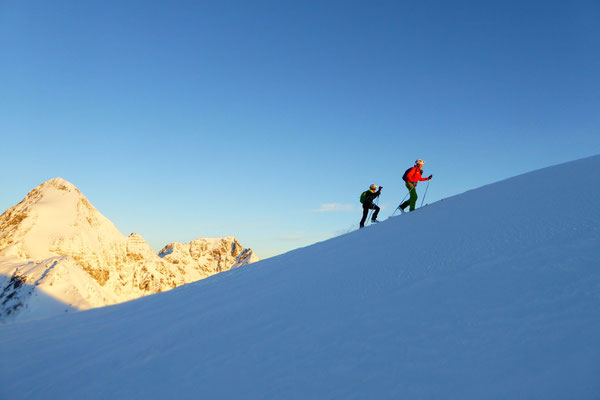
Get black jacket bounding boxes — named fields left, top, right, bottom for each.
left=362, top=189, right=381, bottom=207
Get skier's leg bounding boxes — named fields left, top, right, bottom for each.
left=409, top=188, right=418, bottom=211
left=371, top=205, right=380, bottom=221
left=400, top=199, right=410, bottom=210
left=404, top=182, right=418, bottom=211
left=400, top=183, right=412, bottom=210
left=359, top=206, right=369, bottom=228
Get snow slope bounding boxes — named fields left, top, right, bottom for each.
left=0, top=156, right=599, bottom=399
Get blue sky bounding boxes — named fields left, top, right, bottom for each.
left=1, top=0, right=599, bottom=258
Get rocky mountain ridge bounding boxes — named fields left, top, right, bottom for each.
left=0, top=178, right=258, bottom=322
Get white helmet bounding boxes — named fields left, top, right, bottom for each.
left=415, top=159, right=425, bottom=165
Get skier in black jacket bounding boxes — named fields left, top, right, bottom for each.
left=359, top=184, right=382, bottom=228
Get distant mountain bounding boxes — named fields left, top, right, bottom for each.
left=0, top=178, right=258, bottom=322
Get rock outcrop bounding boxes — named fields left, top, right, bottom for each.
left=0, top=178, right=258, bottom=322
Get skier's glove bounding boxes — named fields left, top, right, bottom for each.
left=428, top=175, right=432, bottom=180
left=379, top=186, right=383, bottom=189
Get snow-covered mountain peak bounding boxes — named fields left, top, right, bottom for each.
left=126, top=232, right=159, bottom=258
left=41, top=177, right=80, bottom=192
left=0, top=177, right=122, bottom=260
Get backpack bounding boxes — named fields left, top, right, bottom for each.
left=360, top=191, right=368, bottom=204
left=402, top=167, right=411, bottom=182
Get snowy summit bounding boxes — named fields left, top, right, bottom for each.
left=0, top=178, right=258, bottom=322
left=0, top=156, right=599, bottom=399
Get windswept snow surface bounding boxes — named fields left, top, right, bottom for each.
left=1, top=156, right=599, bottom=399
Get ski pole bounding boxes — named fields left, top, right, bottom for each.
left=420, top=180, right=430, bottom=208
left=391, top=192, right=410, bottom=216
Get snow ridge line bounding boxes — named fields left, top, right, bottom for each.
left=33, top=257, right=63, bottom=287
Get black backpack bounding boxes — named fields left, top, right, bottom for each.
left=402, top=167, right=416, bottom=182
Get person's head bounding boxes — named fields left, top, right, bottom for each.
left=369, top=184, right=377, bottom=192
left=415, top=159, right=425, bottom=168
